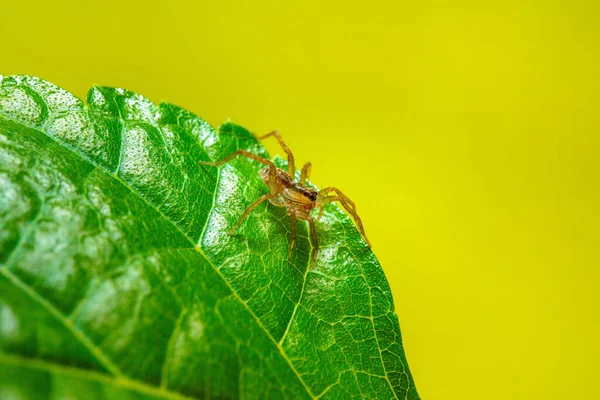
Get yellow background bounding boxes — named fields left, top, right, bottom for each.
left=3, top=1, right=598, bottom=398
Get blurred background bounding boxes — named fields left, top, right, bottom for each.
left=2, top=0, right=598, bottom=398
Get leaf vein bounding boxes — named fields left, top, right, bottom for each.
left=0, top=269, right=123, bottom=377
left=160, top=308, right=188, bottom=389
left=0, top=352, right=199, bottom=400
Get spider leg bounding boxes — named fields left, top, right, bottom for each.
left=316, top=207, right=324, bottom=222
left=317, top=191, right=371, bottom=247
left=307, top=215, right=318, bottom=269
left=199, top=149, right=275, bottom=168
left=228, top=193, right=272, bottom=234
left=199, top=150, right=278, bottom=195
left=300, top=162, right=312, bottom=184
left=316, top=196, right=342, bottom=212
left=319, top=187, right=356, bottom=211
left=289, top=212, right=297, bottom=261
left=258, top=130, right=296, bottom=178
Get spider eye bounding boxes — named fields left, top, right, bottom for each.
left=304, top=190, right=317, bottom=201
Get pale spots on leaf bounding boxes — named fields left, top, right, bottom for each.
left=0, top=302, right=19, bottom=341
left=187, top=310, right=205, bottom=341
left=46, top=111, right=94, bottom=152
left=89, top=88, right=106, bottom=107
left=218, top=167, right=244, bottom=208
left=0, top=87, right=44, bottom=127
left=119, top=125, right=154, bottom=179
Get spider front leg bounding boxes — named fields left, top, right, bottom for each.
left=317, top=191, right=371, bottom=247
left=258, top=131, right=296, bottom=178
left=289, top=212, right=297, bottom=260
left=320, top=187, right=356, bottom=210
left=300, top=162, right=312, bottom=184
left=199, top=150, right=278, bottom=233
left=307, top=215, right=319, bottom=269
left=228, top=194, right=272, bottom=234
left=316, top=207, right=324, bottom=222
left=199, top=150, right=278, bottom=193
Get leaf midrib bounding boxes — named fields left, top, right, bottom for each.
left=0, top=112, right=317, bottom=399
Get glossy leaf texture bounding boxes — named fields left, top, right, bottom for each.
left=0, top=75, right=419, bottom=400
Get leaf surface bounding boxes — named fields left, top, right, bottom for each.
left=0, top=75, right=419, bottom=399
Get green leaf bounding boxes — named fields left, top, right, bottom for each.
left=0, top=75, right=419, bottom=399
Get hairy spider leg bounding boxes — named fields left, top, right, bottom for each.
left=319, top=187, right=356, bottom=211
left=289, top=212, right=297, bottom=260
left=199, top=150, right=279, bottom=195
left=228, top=193, right=273, bottom=234
left=307, top=215, right=319, bottom=269
left=300, top=162, right=312, bottom=185
left=316, top=207, right=324, bottom=222
left=317, top=192, right=371, bottom=247
left=258, top=130, right=296, bottom=178
left=227, top=194, right=273, bottom=235
left=199, top=150, right=280, bottom=233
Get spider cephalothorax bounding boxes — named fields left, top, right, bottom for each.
left=200, top=131, right=370, bottom=268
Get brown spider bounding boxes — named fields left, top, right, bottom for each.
left=199, top=131, right=370, bottom=269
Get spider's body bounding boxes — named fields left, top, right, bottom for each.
left=200, top=131, right=370, bottom=268
left=259, top=167, right=317, bottom=218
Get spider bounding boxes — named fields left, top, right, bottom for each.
left=199, top=131, right=370, bottom=269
